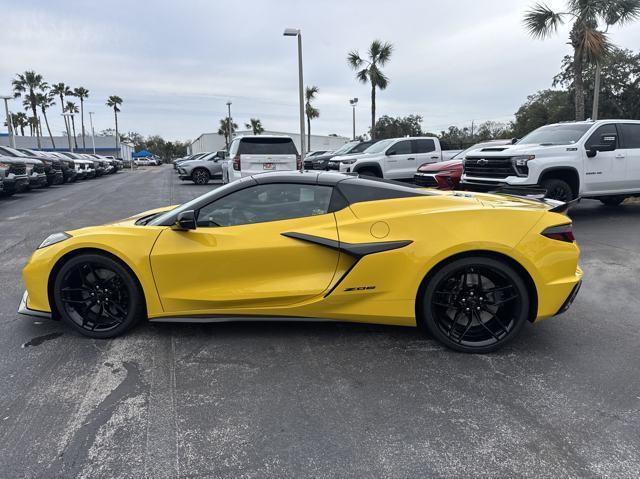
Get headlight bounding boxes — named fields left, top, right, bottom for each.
left=512, top=155, right=535, bottom=177
left=340, top=159, right=357, bottom=164
left=0, top=162, right=10, bottom=168
left=38, top=232, right=71, bottom=249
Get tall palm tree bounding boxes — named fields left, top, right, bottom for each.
left=304, top=86, right=320, bottom=151
left=13, top=112, right=27, bottom=135
left=27, top=116, right=39, bottom=136
left=65, top=101, right=79, bottom=149
left=73, top=87, right=89, bottom=150
left=218, top=117, right=238, bottom=150
left=106, top=95, right=123, bottom=154
left=245, top=118, right=264, bottom=135
left=524, top=0, right=640, bottom=120
left=36, top=92, right=56, bottom=148
left=347, top=40, right=393, bottom=139
left=50, top=83, right=73, bottom=138
left=12, top=70, right=45, bottom=148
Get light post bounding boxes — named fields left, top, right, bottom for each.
left=226, top=101, right=232, bottom=150
left=1, top=95, right=16, bottom=149
left=88, top=111, right=96, bottom=154
left=283, top=27, right=306, bottom=169
left=349, top=98, right=358, bottom=140
left=61, top=112, right=74, bottom=152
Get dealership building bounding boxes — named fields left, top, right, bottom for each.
left=189, top=130, right=350, bottom=155
left=0, top=133, right=134, bottom=161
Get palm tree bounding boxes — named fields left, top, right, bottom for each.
left=50, top=83, right=73, bottom=139
left=347, top=40, right=393, bottom=139
left=524, top=0, right=640, bottom=121
left=27, top=116, right=39, bottom=136
left=65, top=101, right=80, bottom=149
left=218, top=118, right=238, bottom=150
left=36, top=92, right=56, bottom=148
left=245, top=118, right=264, bottom=135
left=73, top=87, right=89, bottom=150
left=106, top=95, right=123, bottom=154
left=13, top=112, right=27, bottom=135
left=12, top=70, right=45, bottom=148
left=304, top=86, right=320, bottom=151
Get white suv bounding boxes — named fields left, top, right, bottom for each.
left=224, top=135, right=300, bottom=183
left=461, top=120, right=640, bottom=205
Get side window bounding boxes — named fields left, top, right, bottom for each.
left=196, top=183, right=333, bottom=227
left=413, top=139, right=435, bottom=154
left=386, top=140, right=412, bottom=155
left=620, top=124, right=640, bottom=149
left=228, top=139, right=240, bottom=156
left=585, top=124, right=618, bottom=150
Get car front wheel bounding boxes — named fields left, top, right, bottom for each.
left=52, top=253, right=144, bottom=338
left=192, top=168, right=210, bottom=185
left=421, top=256, right=530, bottom=353
left=600, top=196, right=626, bottom=206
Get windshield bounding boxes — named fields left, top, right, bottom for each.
left=0, top=146, right=27, bottom=157
left=518, top=124, right=592, bottom=146
left=362, top=139, right=394, bottom=154
left=331, top=141, right=359, bottom=155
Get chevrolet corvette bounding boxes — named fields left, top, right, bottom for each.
left=19, top=172, right=582, bottom=353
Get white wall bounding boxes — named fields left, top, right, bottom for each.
left=189, top=130, right=350, bottom=155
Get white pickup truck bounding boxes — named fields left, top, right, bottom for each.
left=461, top=120, right=640, bottom=205
left=329, top=137, right=461, bottom=180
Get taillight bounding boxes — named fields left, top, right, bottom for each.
left=542, top=224, right=575, bottom=243
left=233, top=155, right=241, bottom=171
left=296, top=154, right=302, bottom=169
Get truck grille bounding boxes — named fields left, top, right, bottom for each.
left=303, top=160, right=313, bottom=169
left=9, top=163, right=27, bottom=175
left=464, top=157, right=515, bottom=179
left=414, top=175, right=438, bottom=187
left=52, top=162, right=62, bottom=171
left=33, top=164, right=45, bottom=174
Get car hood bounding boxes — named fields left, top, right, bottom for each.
left=418, top=159, right=462, bottom=172
left=331, top=152, right=380, bottom=162
left=465, top=142, right=572, bottom=158
left=106, top=205, right=179, bottom=226
left=178, top=160, right=198, bottom=167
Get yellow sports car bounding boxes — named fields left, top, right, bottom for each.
left=19, top=172, right=582, bottom=353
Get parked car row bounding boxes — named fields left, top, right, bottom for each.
left=0, top=145, right=123, bottom=197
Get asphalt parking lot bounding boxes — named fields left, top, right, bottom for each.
left=1, top=165, right=639, bottom=478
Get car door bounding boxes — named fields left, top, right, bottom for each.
left=583, top=123, right=627, bottom=194
left=383, top=140, right=413, bottom=179
left=150, top=183, right=340, bottom=314
left=619, top=123, right=640, bottom=191
left=412, top=139, right=438, bottom=169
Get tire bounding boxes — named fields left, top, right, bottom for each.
left=191, top=168, right=210, bottom=185
left=541, top=178, right=574, bottom=201
left=420, top=256, right=530, bottom=353
left=600, top=196, right=626, bottom=207
left=356, top=168, right=381, bottom=178
left=52, top=253, right=145, bottom=339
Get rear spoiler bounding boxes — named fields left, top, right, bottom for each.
left=489, top=186, right=581, bottom=214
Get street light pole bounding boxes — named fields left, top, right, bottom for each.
left=226, top=101, right=232, bottom=150
left=1, top=96, right=17, bottom=149
left=61, top=113, right=74, bottom=152
left=349, top=98, right=358, bottom=140
left=89, top=111, right=96, bottom=154
left=283, top=28, right=306, bottom=170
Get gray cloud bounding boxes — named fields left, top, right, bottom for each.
left=1, top=0, right=639, bottom=141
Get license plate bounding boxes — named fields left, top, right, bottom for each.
left=263, top=163, right=274, bottom=170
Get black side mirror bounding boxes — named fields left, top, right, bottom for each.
left=587, top=134, right=617, bottom=158
left=173, top=210, right=196, bottom=230
left=386, top=149, right=395, bottom=156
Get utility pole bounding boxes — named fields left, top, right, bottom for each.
left=226, top=101, right=232, bottom=150
left=1, top=96, right=16, bottom=149
left=62, top=113, right=74, bottom=152
left=592, top=62, right=601, bottom=121
left=349, top=98, right=358, bottom=140
left=283, top=28, right=306, bottom=168
left=89, top=111, right=96, bottom=154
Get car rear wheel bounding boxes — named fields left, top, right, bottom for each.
left=192, top=168, right=210, bottom=185
left=53, top=253, right=144, bottom=338
left=421, top=256, right=529, bottom=353
left=541, top=178, right=573, bottom=201
left=600, top=196, right=626, bottom=207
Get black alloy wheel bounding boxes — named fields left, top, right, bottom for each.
left=422, top=257, right=529, bottom=353
left=541, top=178, right=573, bottom=202
left=53, top=254, right=144, bottom=338
left=192, top=168, right=210, bottom=185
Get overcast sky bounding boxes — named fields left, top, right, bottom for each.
left=2, top=0, right=640, bottom=142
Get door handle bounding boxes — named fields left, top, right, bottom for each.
left=615, top=154, right=625, bottom=158
left=430, top=156, right=439, bottom=159
left=407, top=157, right=415, bottom=161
